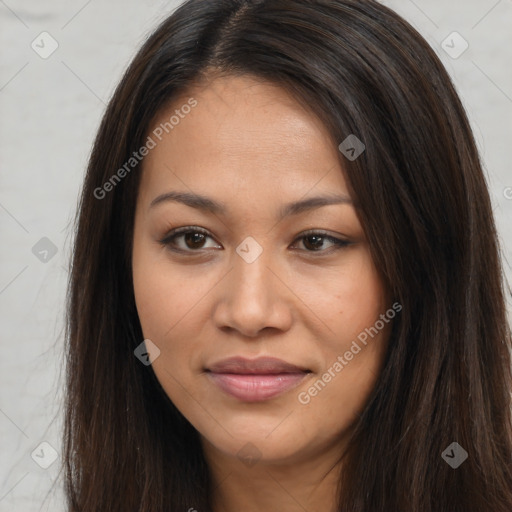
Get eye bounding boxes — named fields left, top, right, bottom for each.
left=159, top=227, right=351, bottom=254
left=159, top=226, right=220, bottom=252
left=291, top=230, right=351, bottom=253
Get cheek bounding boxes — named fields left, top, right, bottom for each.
left=132, top=234, right=210, bottom=341
left=337, top=262, right=387, bottom=337
left=132, top=247, right=206, bottom=394
left=296, top=249, right=389, bottom=408
left=292, top=248, right=388, bottom=346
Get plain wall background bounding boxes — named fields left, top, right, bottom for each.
left=1, top=0, right=511, bottom=510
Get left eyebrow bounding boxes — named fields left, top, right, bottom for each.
left=278, top=194, right=354, bottom=220
left=149, top=191, right=354, bottom=220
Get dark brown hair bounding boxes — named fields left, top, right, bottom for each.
left=64, top=0, right=512, bottom=510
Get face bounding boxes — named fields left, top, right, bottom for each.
left=132, top=74, right=392, bottom=467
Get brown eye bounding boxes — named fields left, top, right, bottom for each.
left=302, top=234, right=326, bottom=251
left=293, top=231, right=351, bottom=253
left=183, top=231, right=207, bottom=249
left=159, top=227, right=221, bottom=253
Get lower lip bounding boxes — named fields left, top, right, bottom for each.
left=207, top=372, right=308, bottom=402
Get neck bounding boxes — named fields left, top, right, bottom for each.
left=202, top=437, right=345, bottom=512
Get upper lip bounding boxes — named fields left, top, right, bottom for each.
left=206, top=356, right=310, bottom=375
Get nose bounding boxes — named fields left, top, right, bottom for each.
left=213, top=243, right=293, bottom=338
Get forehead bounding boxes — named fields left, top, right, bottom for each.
left=139, top=75, right=350, bottom=208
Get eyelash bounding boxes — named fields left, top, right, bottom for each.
left=158, top=226, right=351, bottom=255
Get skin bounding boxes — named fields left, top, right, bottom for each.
left=132, top=74, right=392, bottom=512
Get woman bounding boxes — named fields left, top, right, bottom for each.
left=64, top=0, right=512, bottom=510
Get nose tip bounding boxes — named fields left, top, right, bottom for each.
left=212, top=239, right=292, bottom=337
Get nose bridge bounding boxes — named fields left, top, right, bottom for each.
left=231, top=235, right=275, bottom=304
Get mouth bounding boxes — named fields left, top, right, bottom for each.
left=205, top=356, right=312, bottom=402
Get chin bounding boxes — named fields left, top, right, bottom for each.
left=205, top=431, right=308, bottom=465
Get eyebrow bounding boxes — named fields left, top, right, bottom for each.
left=149, top=190, right=354, bottom=220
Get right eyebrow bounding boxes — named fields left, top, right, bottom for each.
left=150, top=191, right=224, bottom=215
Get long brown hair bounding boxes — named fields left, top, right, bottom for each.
left=64, top=0, right=512, bottom=510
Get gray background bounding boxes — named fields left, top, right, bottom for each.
left=1, top=0, right=511, bottom=510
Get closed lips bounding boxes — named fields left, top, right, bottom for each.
left=205, top=357, right=311, bottom=402
left=206, top=356, right=311, bottom=374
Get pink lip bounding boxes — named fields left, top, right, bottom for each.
left=206, top=357, right=311, bottom=402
